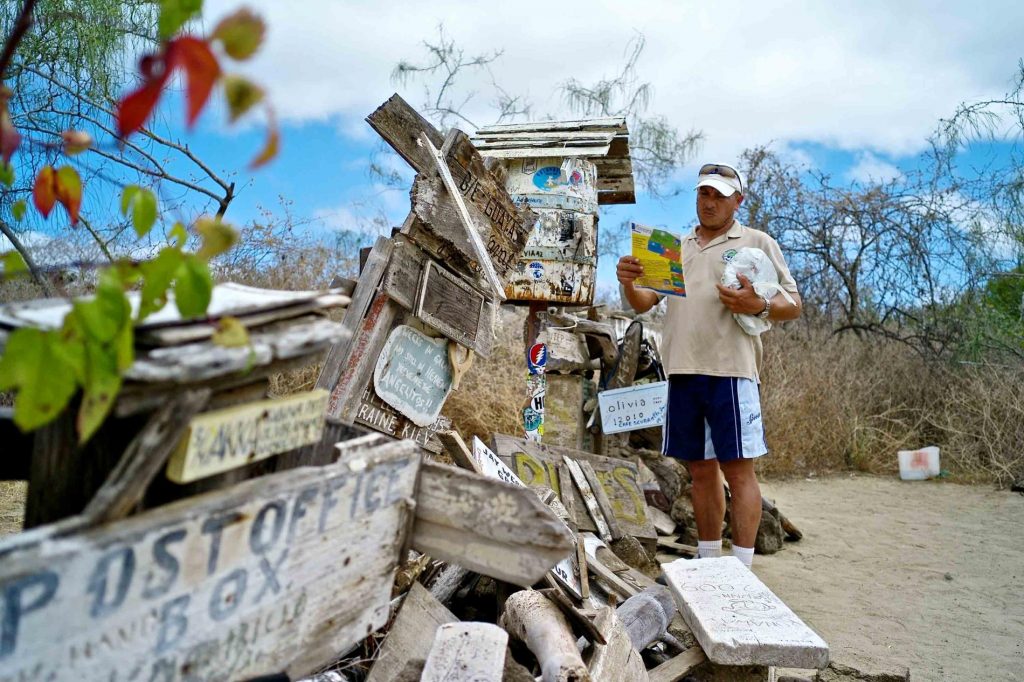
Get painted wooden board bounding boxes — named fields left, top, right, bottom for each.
left=492, top=434, right=656, bottom=541
left=0, top=439, right=421, bottom=681
left=563, top=456, right=613, bottom=543
left=165, top=389, right=329, bottom=483
left=353, top=380, right=448, bottom=454
left=421, top=622, right=508, bottom=682
left=470, top=437, right=582, bottom=598
left=411, top=461, right=574, bottom=586
left=520, top=209, right=596, bottom=263
left=365, top=582, right=457, bottom=682
left=373, top=324, right=453, bottom=428
left=662, top=556, right=830, bottom=668
left=598, top=381, right=669, bottom=435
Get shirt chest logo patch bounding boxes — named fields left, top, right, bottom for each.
left=722, top=249, right=738, bottom=263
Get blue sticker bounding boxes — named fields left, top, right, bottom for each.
left=528, top=261, right=545, bottom=281
left=532, top=166, right=562, bottom=191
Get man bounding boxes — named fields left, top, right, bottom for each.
left=616, top=162, right=801, bottom=568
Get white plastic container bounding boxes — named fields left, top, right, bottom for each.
left=897, top=446, right=941, bottom=480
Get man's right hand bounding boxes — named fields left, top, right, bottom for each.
left=617, top=255, right=644, bottom=286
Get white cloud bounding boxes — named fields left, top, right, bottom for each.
left=201, top=0, right=1024, bottom=162
left=847, top=152, right=903, bottom=183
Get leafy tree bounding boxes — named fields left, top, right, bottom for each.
left=0, top=0, right=274, bottom=440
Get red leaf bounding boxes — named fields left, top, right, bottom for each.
left=55, top=166, right=83, bottom=225
left=116, top=74, right=168, bottom=138
left=32, top=166, right=57, bottom=218
left=168, top=37, right=221, bottom=128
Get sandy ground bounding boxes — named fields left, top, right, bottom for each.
left=755, top=475, right=1024, bottom=682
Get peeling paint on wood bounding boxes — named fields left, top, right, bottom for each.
left=373, top=325, right=453, bottom=428
left=0, top=440, right=421, bottom=681
left=166, top=390, right=329, bottom=483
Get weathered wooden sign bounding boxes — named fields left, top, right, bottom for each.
left=0, top=440, right=421, bottom=681
left=373, top=325, right=453, bottom=428
left=165, top=389, right=329, bottom=483
left=598, top=381, right=668, bottom=435
left=491, top=433, right=656, bottom=542
left=368, top=95, right=534, bottom=285
left=506, top=257, right=595, bottom=305
left=382, top=237, right=494, bottom=356
left=355, top=382, right=449, bottom=454
left=471, top=437, right=582, bottom=598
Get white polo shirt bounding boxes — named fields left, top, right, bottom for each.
left=660, top=221, right=798, bottom=382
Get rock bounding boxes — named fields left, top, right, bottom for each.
left=755, top=506, right=785, bottom=555
left=610, top=535, right=663, bottom=580
left=636, top=448, right=690, bottom=503
left=815, top=661, right=910, bottom=681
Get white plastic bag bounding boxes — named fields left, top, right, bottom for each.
left=720, top=247, right=796, bottom=336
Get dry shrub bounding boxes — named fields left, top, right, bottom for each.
left=442, top=307, right=529, bottom=442
left=758, top=327, right=942, bottom=478
left=0, top=481, right=26, bottom=537
left=928, top=363, right=1024, bottom=486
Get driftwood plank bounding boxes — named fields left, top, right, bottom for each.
left=500, top=590, right=589, bottom=682
left=353, top=380, right=449, bottom=454
left=578, top=459, right=624, bottom=540
left=585, top=606, right=648, bottom=682
left=422, top=132, right=504, bottom=299
left=0, top=440, right=422, bottom=681
left=316, top=236, right=394, bottom=402
left=421, top=622, right=508, bottom=682
left=437, top=430, right=483, bottom=475
left=563, top=456, right=613, bottom=543
left=365, top=582, right=457, bottom=682
left=83, top=389, right=211, bottom=524
left=366, top=93, right=446, bottom=176
left=164, top=389, right=327, bottom=483
left=411, top=461, right=573, bottom=586
left=647, top=648, right=707, bottom=682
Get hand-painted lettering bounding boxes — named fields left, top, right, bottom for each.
left=141, top=529, right=185, bottom=601
left=209, top=569, right=247, bottom=622
left=201, top=511, right=243, bottom=576
left=87, top=547, right=135, bottom=619
left=154, top=594, right=189, bottom=655
left=0, top=571, right=58, bottom=658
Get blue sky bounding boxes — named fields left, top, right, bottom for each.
left=7, top=0, right=1024, bottom=295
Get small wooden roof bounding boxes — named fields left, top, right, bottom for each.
left=471, top=117, right=635, bottom=205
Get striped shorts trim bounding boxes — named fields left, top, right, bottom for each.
left=661, top=374, right=768, bottom=462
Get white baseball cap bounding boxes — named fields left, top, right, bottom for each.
left=695, top=162, right=744, bottom=196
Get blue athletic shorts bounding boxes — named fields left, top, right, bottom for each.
left=661, top=374, right=768, bottom=462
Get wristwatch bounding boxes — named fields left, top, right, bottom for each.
left=758, top=295, right=772, bottom=320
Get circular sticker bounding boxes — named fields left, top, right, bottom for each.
left=528, top=261, right=545, bottom=280
left=532, top=166, right=562, bottom=191
left=527, top=343, right=547, bottom=373
left=722, top=249, right=738, bottom=263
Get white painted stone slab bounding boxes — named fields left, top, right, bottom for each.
left=663, top=557, right=829, bottom=669
left=421, top=622, right=508, bottom=682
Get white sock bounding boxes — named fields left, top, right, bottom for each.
left=697, top=540, right=722, bottom=558
left=732, top=545, right=755, bottom=568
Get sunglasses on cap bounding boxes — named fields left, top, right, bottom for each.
left=698, top=163, right=743, bottom=192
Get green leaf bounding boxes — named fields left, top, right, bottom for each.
left=120, top=185, right=140, bottom=217
left=138, top=247, right=183, bottom=321
left=0, top=161, right=14, bottom=187
left=222, top=75, right=264, bottom=123
left=1, top=250, right=27, bottom=277
left=77, top=341, right=121, bottom=443
left=174, top=254, right=212, bottom=319
left=212, top=9, right=265, bottom=60
left=195, top=216, right=238, bottom=260
left=158, top=0, right=203, bottom=40
left=0, top=328, right=79, bottom=432
left=168, top=222, right=188, bottom=247
left=11, top=199, right=26, bottom=222
left=212, top=316, right=249, bottom=347
left=131, top=188, right=158, bottom=237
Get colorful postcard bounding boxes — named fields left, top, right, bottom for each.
left=630, top=223, right=685, bottom=296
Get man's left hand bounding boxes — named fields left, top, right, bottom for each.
left=715, top=275, right=766, bottom=315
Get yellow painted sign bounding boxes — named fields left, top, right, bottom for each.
left=166, top=389, right=329, bottom=483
